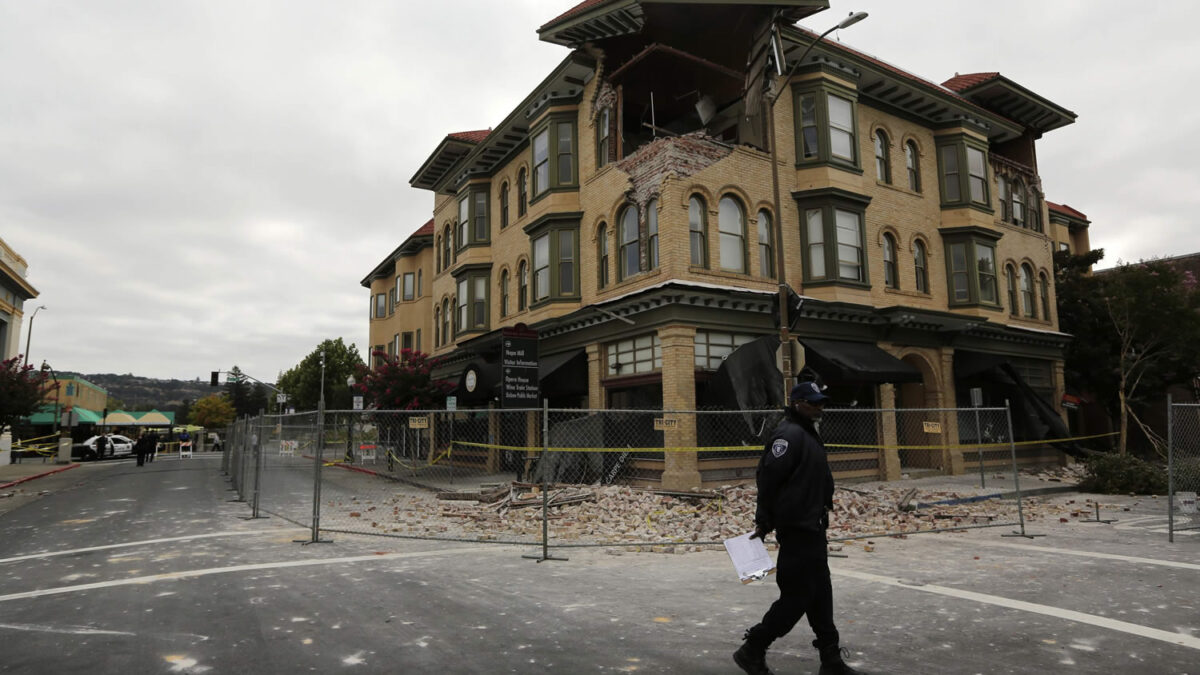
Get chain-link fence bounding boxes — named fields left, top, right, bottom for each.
left=1168, top=399, right=1200, bottom=542
left=222, top=405, right=1052, bottom=551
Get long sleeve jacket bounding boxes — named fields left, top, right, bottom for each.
left=754, top=408, right=834, bottom=534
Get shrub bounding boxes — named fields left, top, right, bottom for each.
left=1172, top=457, right=1200, bottom=493
left=1079, top=453, right=1168, bottom=495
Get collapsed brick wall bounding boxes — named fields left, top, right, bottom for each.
left=615, top=132, right=733, bottom=206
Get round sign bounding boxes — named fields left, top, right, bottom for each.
left=465, top=368, right=477, bottom=393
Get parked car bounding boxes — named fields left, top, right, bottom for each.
left=72, top=434, right=135, bottom=461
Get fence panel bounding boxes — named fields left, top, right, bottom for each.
left=1169, top=402, right=1200, bottom=541
left=223, top=405, right=1054, bottom=549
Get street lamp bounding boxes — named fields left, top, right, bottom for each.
left=345, top=374, right=357, bottom=462
left=24, top=305, right=46, bottom=366
left=767, top=11, right=867, bottom=401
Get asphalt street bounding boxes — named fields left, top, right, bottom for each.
left=0, top=456, right=1196, bottom=674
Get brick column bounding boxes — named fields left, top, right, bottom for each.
left=939, top=347, right=964, bottom=475
left=658, top=324, right=701, bottom=490
left=878, top=383, right=901, bottom=481
left=586, top=343, right=603, bottom=410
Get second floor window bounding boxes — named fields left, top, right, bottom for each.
left=942, top=231, right=1001, bottom=307
left=530, top=226, right=579, bottom=304
left=597, top=107, right=611, bottom=168
left=757, top=209, right=774, bottom=279
left=1040, top=272, right=1051, bottom=320
left=374, top=293, right=386, bottom=319
left=914, top=239, right=929, bottom=293
left=801, top=205, right=867, bottom=284
left=1020, top=264, right=1036, bottom=318
left=402, top=273, right=414, bottom=301
left=938, top=138, right=991, bottom=210
left=1006, top=266, right=1019, bottom=315
left=689, top=196, right=707, bottom=268
left=597, top=223, right=609, bottom=288
left=500, top=182, right=509, bottom=229
left=882, top=233, right=898, bottom=289
left=500, top=270, right=510, bottom=317
left=518, top=261, right=528, bottom=311
left=619, top=206, right=640, bottom=280
left=518, top=168, right=528, bottom=216
left=718, top=196, right=746, bottom=274
left=794, top=85, right=860, bottom=171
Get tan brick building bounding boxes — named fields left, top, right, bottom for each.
left=363, top=1, right=1087, bottom=487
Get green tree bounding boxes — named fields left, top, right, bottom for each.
left=224, top=366, right=253, bottom=416
left=191, top=393, right=236, bottom=428
left=277, top=338, right=364, bottom=411
left=1055, top=250, right=1200, bottom=454
left=0, top=356, right=51, bottom=436
left=355, top=349, right=453, bottom=410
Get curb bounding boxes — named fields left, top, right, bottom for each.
left=0, top=463, right=81, bottom=491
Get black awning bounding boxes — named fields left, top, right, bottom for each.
left=538, top=349, right=588, bottom=398
left=801, top=338, right=922, bottom=384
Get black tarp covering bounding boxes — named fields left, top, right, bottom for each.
left=801, top=338, right=922, bottom=384
left=704, top=334, right=784, bottom=411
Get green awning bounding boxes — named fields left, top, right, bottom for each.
left=24, top=405, right=102, bottom=425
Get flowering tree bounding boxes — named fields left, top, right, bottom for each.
left=0, top=356, right=51, bottom=436
left=354, top=350, right=453, bottom=410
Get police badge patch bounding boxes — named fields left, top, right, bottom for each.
left=771, top=439, right=788, bottom=458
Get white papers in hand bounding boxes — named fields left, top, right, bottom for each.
left=724, top=532, right=775, bottom=583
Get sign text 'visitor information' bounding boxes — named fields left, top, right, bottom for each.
left=502, top=334, right=539, bottom=407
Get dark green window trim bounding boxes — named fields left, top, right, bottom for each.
left=529, top=113, right=578, bottom=204
left=525, top=212, right=582, bottom=307
left=936, top=134, right=993, bottom=214
left=455, top=186, right=490, bottom=251
left=791, top=80, right=863, bottom=174
left=939, top=226, right=1003, bottom=309
left=792, top=187, right=872, bottom=288
left=452, top=263, right=492, bottom=337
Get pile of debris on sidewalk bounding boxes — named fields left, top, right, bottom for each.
left=327, top=478, right=1091, bottom=547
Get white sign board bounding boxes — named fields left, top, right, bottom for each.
left=446, top=396, right=457, bottom=412
left=352, top=396, right=364, bottom=411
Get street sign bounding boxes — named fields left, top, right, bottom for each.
left=276, top=393, right=288, bottom=404
left=501, top=329, right=539, bottom=408
left=970, top=387, right=983, bottom=408
left=409, top=416, right=429, bottom=429
left=653, top=417, right=679, bottom=431
left=923, top=421, right=943, bottom=433
left=446, top=396, right=457, bottom=412
left=352, top=396, right=363, bottom=411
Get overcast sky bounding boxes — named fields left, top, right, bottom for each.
left=3, top=1, right=1196, bottom=382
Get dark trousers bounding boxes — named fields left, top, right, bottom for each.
left=757, top=527, right=839, bottom=649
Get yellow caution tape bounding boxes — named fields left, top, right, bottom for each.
left=450, top=430, right=1118, bottom=455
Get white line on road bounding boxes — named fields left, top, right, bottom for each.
left=833, top=568, right=1200, bottom=651
left=0, top=529, right=308, bottom=566
left=0, top=622, right=136, bottom=636
left=927, top=536, right=1200, bottom=571
left=0, top=546, right=500, bottom=603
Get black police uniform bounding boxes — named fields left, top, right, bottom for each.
left=748, top=405, right=839, bottom=652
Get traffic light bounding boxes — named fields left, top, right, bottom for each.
left=210, top=371, right=220, bottom=387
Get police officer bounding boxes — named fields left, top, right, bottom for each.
left=734, top=381, right=862, bottom=675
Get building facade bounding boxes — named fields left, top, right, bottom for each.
left=0, top=237, right=40, bottom=362
left=364, top=1, right=1086, bottom=487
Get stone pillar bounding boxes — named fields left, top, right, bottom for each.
left=658, top=324, right=701, bottom=491
left=939, top=347, right=965, bottom=475
left=878, top=383, right=901, bottom=481
left=57, top=432, right=72, bottom=464
left=586, top=343, right=603, bottom=410
left=0, top=430, right=11, bottom=466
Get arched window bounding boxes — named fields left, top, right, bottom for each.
left=597, top=223, right=609, bottom=288
left=998, top=176, right=1010, bottom=222
left=619, top=205, right=640, bottom=280
left=518, top=261, right=528, bottom=311
left=434, top=307, right=440, bottom=346
left=441, top=299, right=450, bottom=344
left=1020, top=263, right=1036, bottom=318
left=435, top=234, right=441, bottom=272
left=1039, top=272, right=1051, bottom=320
left=1012, top=179, right=1025, bottom=227
left=500, top=270, right=510, bottom=317
left=517, top=168, right=528, bottom=217
left=689, top=196, right=707, bottom=268
left=757, top=210, right=774, bottom=279
left=718, top=196, right=746, bottom=273
left=913, top=240, right=928, bottom=293
left=442, top=226, right=451, bottom=271
left=882, top=232, right=898, bottom=289
left=500, top=182, right=509, bottom=229
left=874, top=130, right=891, bottom=183
left=905, top=141, right=920, bottom=192
left=646, top=199, right=659, bottom=270
left=1006, top=265, right=1019, bottom=315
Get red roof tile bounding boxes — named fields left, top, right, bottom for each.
left=541, top=0, right=610, bottom=31
left=942, top=72, right=1001, bottom=92
left=447, top=129, right=491, bottom=143
left=413, top=218, right=434, bottom=236
left=1046, top=201, right=1088, bottom=221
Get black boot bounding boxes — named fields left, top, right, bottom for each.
left=733, top=626, right=774, bottom=675
left=817, top=645, right=864, bottom=675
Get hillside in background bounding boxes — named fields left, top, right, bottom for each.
left=61, top=372, right=215, bottom=413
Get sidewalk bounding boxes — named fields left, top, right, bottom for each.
left=0, top=460, right=80, bottom=490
